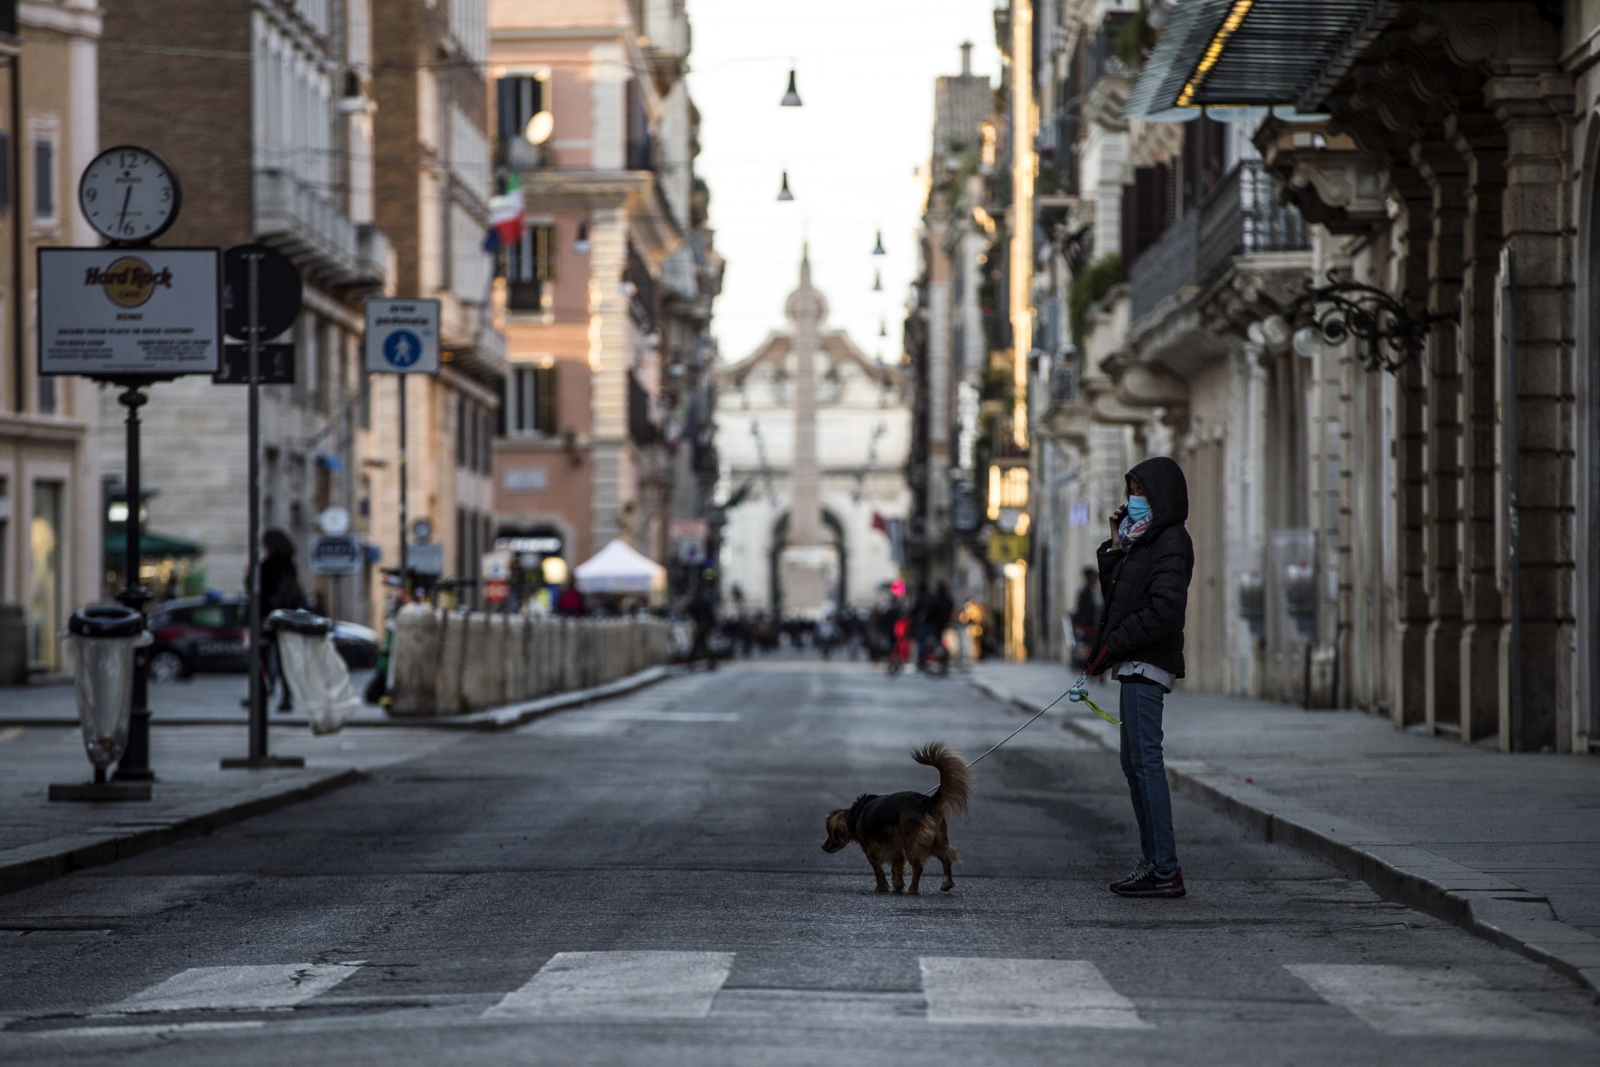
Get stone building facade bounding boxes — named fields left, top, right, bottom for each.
left=1101, top=0, right=1599, bottom=754
left=0, top=0, right=102, bottom=674
left=488, top=0, right=720, bottom=588
left=368, top=0, right=503, bottom=615
left=97, top=0, right=392, bottom=624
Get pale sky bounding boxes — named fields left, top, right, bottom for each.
left=684, top=1, right=999, bottom=368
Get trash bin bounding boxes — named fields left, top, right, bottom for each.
left=266, top=609, right=362, bottom=735
left=63, top=605, right=152, bottom=771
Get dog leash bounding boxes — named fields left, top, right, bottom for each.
left=923, top=673, right=1120, bottom=795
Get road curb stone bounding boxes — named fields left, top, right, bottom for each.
left=0, top=768, right=363, bottom=898
left=966, top=675, right=1600, bottom=999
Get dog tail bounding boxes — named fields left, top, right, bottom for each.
left=914, top=741, right=970, bottom=817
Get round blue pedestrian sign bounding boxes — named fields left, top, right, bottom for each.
left=383, top=330, right=423, bottom=369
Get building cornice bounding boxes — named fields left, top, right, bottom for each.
left=19, top=1, right=102, bottom=38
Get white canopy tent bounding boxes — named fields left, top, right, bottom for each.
left=573, top=538, right=667, bottom=596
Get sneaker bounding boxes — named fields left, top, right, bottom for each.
left=1111, top=866, right=1185, bottom=898
left=1108, top=860, right=1153, bottom=892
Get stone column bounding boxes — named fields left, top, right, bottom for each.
left=1413, top=140, right=1469, bottom=735
left=1448, top=107, right=1509, bottom=743
left=1488, top=72, right=1576, bottom=751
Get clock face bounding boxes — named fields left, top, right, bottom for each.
left=78, top=146, right=181, bottom=243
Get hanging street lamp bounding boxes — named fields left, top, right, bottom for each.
left=780, top=68, right=802, bottom=107
left=872, top=269, right=882, bottom=292
left=872, top=229, right=886, bottom=256
left=777, top=170, right=794, bottom=201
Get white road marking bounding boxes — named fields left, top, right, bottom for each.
left=0, top=726, right=21, bottom=744
left=1285, top=964, right=1592, bottom=1040
left=35, top=1021, right=266, bottom=1039
left=104, top=962, right=365, bottom=1014
left=484, top=951, right=736, bottom=1019
left=588, top=710, right=740, bottom=723
left=918, top=957, right=1151, bottom=1028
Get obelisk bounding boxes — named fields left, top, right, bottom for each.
left=780, top=247, right=831, bottom=616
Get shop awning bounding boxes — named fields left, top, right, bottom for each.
left=104, top=529, right=205, bottom=560
left=1125, top=0, right=1394, bottom=120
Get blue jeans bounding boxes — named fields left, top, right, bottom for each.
left=1119, top=679, right=1178, bottom=873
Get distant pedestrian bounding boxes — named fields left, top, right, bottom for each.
left=555, top=579, right=586, bottom=617
left=1069, top=566, right=1102, bottom=669
left=259, top=529, right=304, bottom=713
left=1086, top=457, right=1193, bottom=899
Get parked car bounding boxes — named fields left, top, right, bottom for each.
left=146, top=595, right=381, bottom=681
left=146, top=595, right=248, bottom=682
left=330, top=621, right=380, bottom=670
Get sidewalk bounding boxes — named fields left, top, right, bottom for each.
left=0, top=672, right=387, bottom=727
left=0, top=720, right=461, bottom=896
left=969, top=661, right=1600, bottom=996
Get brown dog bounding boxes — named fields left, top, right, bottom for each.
left=821, top=742, right=970, bottom=894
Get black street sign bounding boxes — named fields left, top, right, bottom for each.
left=214, top=343, right=295, bottom=385
left=222, top=244, right=302, bottom=340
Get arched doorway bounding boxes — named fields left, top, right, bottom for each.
left=768, top=510, right=848, bottom=617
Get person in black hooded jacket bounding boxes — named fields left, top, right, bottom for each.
left=1086, top=456, right=1194, bottom=898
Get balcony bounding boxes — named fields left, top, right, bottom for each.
left=254, top=168, right=387, bottom=291
left=355, top=224, right=391, bottom=290
left=1128, top=161, right=1307, bottom=324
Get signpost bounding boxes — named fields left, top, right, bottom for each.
left=365, top=298, right=441, bottom=594
left=309, top=535, right=365, bottom=576
left=220, top=243, right=304, bottom=771
left=37, top=146, right=219, bottom=790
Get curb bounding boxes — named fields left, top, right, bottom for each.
left=0, top=768, right=363, bottom=898
left=967, top=675, right=1600, bottom=999
left=386, top=664, right=683, bottom=731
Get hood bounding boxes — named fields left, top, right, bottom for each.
left=1127, top=456, right=1188, bottom=530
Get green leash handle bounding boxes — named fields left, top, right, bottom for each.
left=1066, top=675, right=1121, bottom=726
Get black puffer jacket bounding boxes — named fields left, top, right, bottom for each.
left=1087, top=456, right=1194, bottom=678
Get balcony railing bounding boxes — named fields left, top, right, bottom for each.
left=1127, top=160, right=1307, bottom=324
left=255, top=168, right=387, bottom=291
left=1129, top=211, right=1197, bottom=322
left=1197, top=160, right=1308, bottom=281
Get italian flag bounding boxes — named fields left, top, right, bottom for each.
left=484, top=174, right=525, bottom=252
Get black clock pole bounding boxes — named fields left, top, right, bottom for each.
left=111, top=376, right=154, bottom=781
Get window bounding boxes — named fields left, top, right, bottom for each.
left=504, top=223, right=557, bottom=311
left=496, top=74, right=546, bottom=145
left=32, top=134, right=54, bottom=222
left=508, top=364, right=558, bottom=436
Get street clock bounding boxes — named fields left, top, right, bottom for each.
left=78, top=145, right=181, bottom=244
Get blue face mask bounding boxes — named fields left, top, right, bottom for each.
left=1126, top=495, right=1151, bottom=523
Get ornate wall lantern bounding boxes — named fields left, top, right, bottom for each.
left=1288, top=272, right=1459, bottom=373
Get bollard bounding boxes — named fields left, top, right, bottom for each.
left=436, top=609, right=468, bottom=716
left=504, top=614, right=528, bottom=704
left=460, top=613, right=497, bottom=713
left=389, top=605, right=440, bottom=717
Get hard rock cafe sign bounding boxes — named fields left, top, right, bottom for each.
left=37, top=247, right=221, bottom=377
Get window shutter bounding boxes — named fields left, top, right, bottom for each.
left=535, top=364, right=558, bottom=434
left=534, top=224, right=557, bottom=281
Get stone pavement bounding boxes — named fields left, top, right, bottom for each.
left=0, top=720, right=461, bottom=896
left=968, top=661, right=1600, bottom=996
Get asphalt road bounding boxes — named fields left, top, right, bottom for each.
left=1, top=660, right=1596, bottom=1065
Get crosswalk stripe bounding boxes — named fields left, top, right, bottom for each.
left=1285, top=964, right=1592, bottom=1041
left=483, top=951, right=736, bottom=1020
left=918, top=957, right=1151, bottom=1028
left=104, top=963, right=364, bottom=1014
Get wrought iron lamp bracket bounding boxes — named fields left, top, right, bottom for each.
left=1290, top=272, right=1459, bottom=373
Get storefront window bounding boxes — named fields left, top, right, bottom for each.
left=29, top=481, right=62, bottom=670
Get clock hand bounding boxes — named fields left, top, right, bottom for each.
left=116, top=186, right=132, bottom=228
